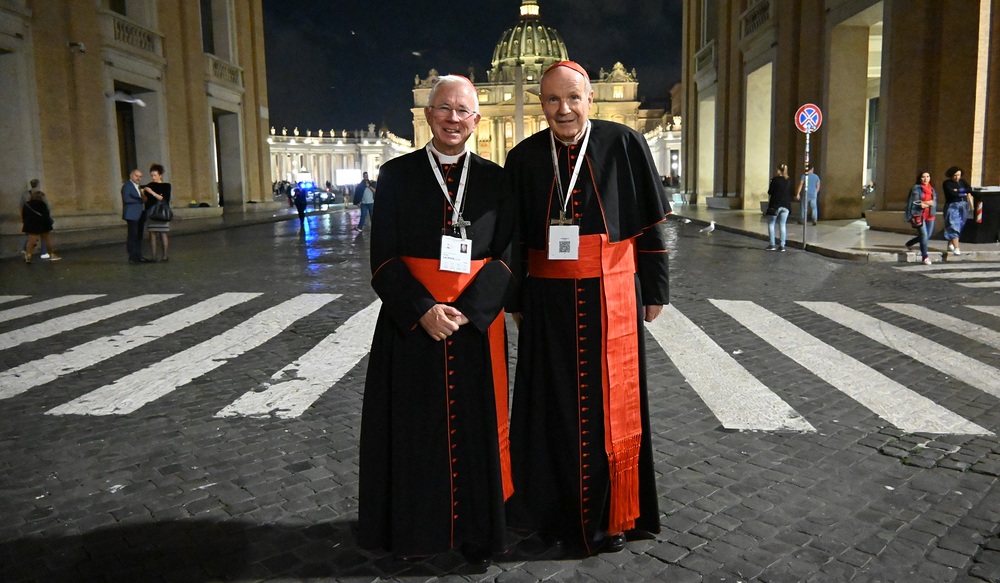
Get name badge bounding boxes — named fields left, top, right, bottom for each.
left=440, top=235, right=472, bottom=273
left=547, top=225, right=579, bottom=260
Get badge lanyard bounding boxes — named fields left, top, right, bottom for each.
left=426, top=143, right=471, bottom=239
left=549, top=120, right=591, bottom=225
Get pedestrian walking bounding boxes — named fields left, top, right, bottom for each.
left=941, top=166, right=973, bottom=255
left=21, top=190, right=61, bottom=263
left=765, top=164, right=792, bottom=251
left=795, top=164, right=821, bottom=225
left=904, top=171, right=938, bottom=265
left=293, top=186, right=308, bottom=229
left=20, top=179, right=50, bottom=258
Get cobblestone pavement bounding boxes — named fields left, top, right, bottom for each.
left=2, top=210, right=1000, bottom=582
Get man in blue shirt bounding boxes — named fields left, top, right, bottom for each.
left=795, top=164, right=821, bottom=225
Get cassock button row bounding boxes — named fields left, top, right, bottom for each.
left=573, top=189, right=581, bottom=194
left=575, top=214, right=581, bottom=219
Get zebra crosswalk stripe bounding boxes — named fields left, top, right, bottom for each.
left=0, top=295, right=176, bottom=351
left=0, top=296, right=29, bottom=306
left=894, top=262, right=1000, bottom=272
left=880, top=303, right=1000, bottom=351
left=646, top=304, right=814, bottom=432
left=957, top=281, right=1000, bottom=288
left=799, top=301, right=1000, bottom=400
left=713, top=300, right=990, bottom=435
left=0, top=293, right=261, bottom=400
left=217, top=299, right=381, bottom=419
left=920, top=271, right=1000, bottom=280
left=46, top=294, right=339, bottom=416
left=969, top=305, right=1000, bottom=318
left=0, top=294, right=104, bottom=324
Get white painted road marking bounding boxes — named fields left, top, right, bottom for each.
left=969, top=305, right=1000, bottom=319
left=958, top=281, right=1000, bottom=288
left=0, top=293, right=261, bottom=400
left=894, top=263, right=1000, bottom=271
left=0, top=295, right=103, bottom=324
left=800, top=301, right=1000, bottom=400
left=920, top=271, right=1000, bottom=279
left=714, top=300, right=990, bottom=435
left=646, top=304, right=814, bottom=432
left=47, top=294, right=339, bottom=416
left=0, top=295, right=176, bottom=351
left=217, top=299, right=381, bottom=419
left=880, top=303, right=1000, bottom=351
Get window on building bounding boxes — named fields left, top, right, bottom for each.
left=613, top=85, right=624, bottom=99
left=503, top=92, right=512, bottom=101
left=200, top=0, right=215, bottom=55
left=701, top=0, right=719, bottom=46
left=866, top=97, right=879, bottom=179
left=109, top=0, right=127, bottom=15
left=479, top=90, right=490, bottom=103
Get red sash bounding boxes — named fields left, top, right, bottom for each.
left=528, top=234, right=641, bottom=533
left=400, top=257, right=513, bottom=501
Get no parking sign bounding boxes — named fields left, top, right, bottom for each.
left=795, top=104, right=823, bottom=133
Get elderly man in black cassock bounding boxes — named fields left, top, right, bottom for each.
left=505, top=61, right=671, bottom=557
left=357, top=75, right=515, bottom=566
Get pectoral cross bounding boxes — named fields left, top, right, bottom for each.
left=453, top=217, right=471, bottom=230
left=550, top=211, right=571, bottom=225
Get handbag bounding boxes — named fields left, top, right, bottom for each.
left=910, top=212, right=923, bottom=228
left=148, top=201, right=173, bottom=222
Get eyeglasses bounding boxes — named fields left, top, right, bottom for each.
left=429, top=105, right=477, bottom=120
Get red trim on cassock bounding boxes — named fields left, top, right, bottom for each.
left=399, top=256, right=514, bottom=501
left=527, top=234, right=642, bottom=533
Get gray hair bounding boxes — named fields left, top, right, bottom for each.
left=427, top=75, right=479, bottom=111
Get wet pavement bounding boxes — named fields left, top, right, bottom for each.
left=2, top=206, right=1000, bottom=582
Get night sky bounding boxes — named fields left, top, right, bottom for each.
left=262, top=1, right=683, bottom=141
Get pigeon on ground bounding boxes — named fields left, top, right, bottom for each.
left=107, top=91, right=146, bottom=107
left=699, top=221, right=716, bottom=235
left=680, top=218, right=692, bottom=224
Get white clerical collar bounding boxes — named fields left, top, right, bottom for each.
left=427, top=142, right=467, bottom=165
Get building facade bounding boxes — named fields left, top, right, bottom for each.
left=0, top=0, right=273, bottom=235
left=410, top=0, right=682, bottom=173
left=681, top=0, right=1000, bottom=227
left=266, top=125, right=413, bottom=191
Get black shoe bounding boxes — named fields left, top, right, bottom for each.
left=594, top=532, right=626, bottom=554
left=460, top=542, right=491, bottom=566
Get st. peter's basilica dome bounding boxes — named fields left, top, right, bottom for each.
left=488, top=0, right=569, bottom=83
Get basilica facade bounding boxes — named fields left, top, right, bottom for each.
left=270, top=0, right=681, bottom=187
left=411, top=0, right=681, bottom=173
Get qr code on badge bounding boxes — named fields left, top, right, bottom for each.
left=559, top=240, right=571, bottom=253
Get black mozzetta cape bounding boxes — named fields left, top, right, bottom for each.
left=357, top=147, right=515, bottom=556
left=505, top=119, right=670, bottom=310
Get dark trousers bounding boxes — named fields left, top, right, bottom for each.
left=126, top=219, right=143, bottom=260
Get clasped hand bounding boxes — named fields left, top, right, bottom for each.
left=420, top=304, right=469, bottom=341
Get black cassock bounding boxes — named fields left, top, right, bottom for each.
left=357, top=147, right=515, bottom=556
left=506, top=120, right=670, bottom=554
